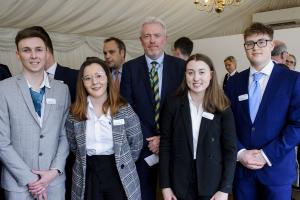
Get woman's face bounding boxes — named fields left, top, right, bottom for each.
left=82, top=63, right=108, bottom=100
left=185, top=60, right=212, bottom=96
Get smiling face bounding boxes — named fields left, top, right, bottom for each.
left=16, top=37, right=47, bottom=74
left=140, top=23, right=167, bottom=60
left=244, top=34, right=274, bottom=70
left=185, top=60, right=212, bottom=97
left=82, top=63, right=108, bottom=101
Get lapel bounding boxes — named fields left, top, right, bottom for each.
left=254, top=64, right=281, bottom=123
left=180, top=95, right=194, bottom=156
left=161, top=55, right=170, bottom=103
left=74, top=120, right=87, bottom=156
left=141, top=56, right=155, bottom=104
left=197, top=116, right=211, bottom=149
left=42, top=79, right=55, bottom=125
left=238, top=69, right=252, bottom=125
left=111, top=110, right=125, bottom=157
left=16, top=75, right=40, bottom=125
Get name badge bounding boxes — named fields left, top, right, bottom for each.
left=46, top=98, right=56, bottom=104
left=113, top=119, right=125, bottom=125
left=202, top=112, right=214, bottom=120
left=238, top=94, right=248, bottom=101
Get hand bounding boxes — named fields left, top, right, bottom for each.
left=37, top=190, right=48, bottom=200
left=210, top=191, right=228, bottom=200
left=162, top=188, right=177, bottom=200
left=28, top=169, right=59, bottom=196
left=239, top=149, right=266, bottom=170
left=146, top=136, right=160, bottom=154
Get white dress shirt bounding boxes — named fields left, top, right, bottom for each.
left=85, top=97, right=114, bottom=156
left=46, top=62, right=57, bottom=79
left=188, top=92, right=203, bottom=159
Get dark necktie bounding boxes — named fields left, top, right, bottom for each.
left=29, top=86, right=45, bottom=117
left=150, top=61, right=160, bottom=132
left=113, top=70, right=120, bottom=91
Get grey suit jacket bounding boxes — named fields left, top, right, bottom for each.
left=0, top=74, right=70, bottom=192
left=66, top=104, right=143, bottom=200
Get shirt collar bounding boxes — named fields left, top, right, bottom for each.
left=26, top=71, right=51, bottom=90
left=145, top=53, right=164, bottom=70
left=87, top=96, right=111, bottom=120
left=250, top=60, right=274, bottom=77
left=46, top=62, right=57, bottom=76
left=229, top=69, right=237, bottom=76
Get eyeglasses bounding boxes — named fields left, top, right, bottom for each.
left=82, top=73, right=106, bottom=83
left=244, top=39, right=272, bottom=50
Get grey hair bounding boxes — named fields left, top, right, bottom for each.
left=140, top=16, right=167, bottom=36
left=271, top=40, right=287, bottom=56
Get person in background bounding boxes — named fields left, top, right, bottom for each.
left=271, top=40, right=288, bottom=65
left=66, top=57, right=143, bottom=200
left=222, top=56, right=238, bottom=91
left=0, top=64, right=12, bottom=80
left=173, top=37, right=193, bottom=61
left=286, top=53, right=296, bottom=70
left=226, top=22, right=300, bottom=200
left=103, top=37, right=126, bottom=90
left=0, top=27, right=70, bottom=200
left=160, top=53, right=236, bottom=200
left=120, top=16, right=185, bottom=200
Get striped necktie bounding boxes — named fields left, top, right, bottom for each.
left=150, top=61, right=160, bottom=132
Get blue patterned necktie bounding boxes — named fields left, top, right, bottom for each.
left=29, top=86, right=45, bottom=117
left=150, top=61, right=160, bottom=132
left=249, top=72, right=264, bottom=123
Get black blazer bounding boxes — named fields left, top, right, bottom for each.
left=0, top=64, right=12, bottom=81
left=159, top=94, right=237, bottom=198
left=54, top=64, right=78, bottom=103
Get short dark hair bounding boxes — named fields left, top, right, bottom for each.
left=104, top=37, right=126, bottom=58
left=244, top=22, right=274, bottom=40
left=15, top=27, right=49, bottom=50
left=174, top=37, right=193, bottom=57
left=28, top=26, right=54, bottom=54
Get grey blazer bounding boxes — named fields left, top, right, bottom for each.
left=66, top=104, right=143, bottom=200
left=0, top=74, right=70, bottom=192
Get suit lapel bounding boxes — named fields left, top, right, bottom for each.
left=180, top=95, right=194, bottom=156
left=238, top=69, right=252, bottom=125
left=197, top=117, right=211, bottom=148
left=112, top=111, right=124, bottom=157
left=16, top=75, right=40, bottom=125
left=42, top=80, right=54, bottom=125
left=161, top=55, right=170, bottom=103
left=141, top=56, right=155, bottom=104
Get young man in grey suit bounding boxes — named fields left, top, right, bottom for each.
left=0, top=27, right=70, bottom=199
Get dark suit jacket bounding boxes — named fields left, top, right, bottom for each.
left=226, top=63, right=300, bottom=185
left=222, top=71, right=238, bottom=91
left=120, top=54, right=185, bottom=152
left=54, top=64, right=78, bottom=103
left=0, top=64, right=12, bottom=81
left=159, top=94, right=237, bottom=198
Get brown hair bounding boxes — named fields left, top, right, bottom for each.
left=244, top=22, right=274, bottom=40
left=15, top=27, right=48, bottom=50
left=71, top=57, right=127, bottom=121
left=177, top=53, right=230, bottom=113
left=224, top=55, right=236, bottom=64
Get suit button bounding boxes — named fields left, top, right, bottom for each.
left=121, top=164, right=124, bottom=169
left=39, top=153, right=43, bottom=156
left=211, top=137, right=215, bottom=142
left=40, top=135, right=44, bottom=138
left=252, top=127, right=255, bottom=132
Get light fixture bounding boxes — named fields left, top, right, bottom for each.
left=193, top=0, right=241, bottom=14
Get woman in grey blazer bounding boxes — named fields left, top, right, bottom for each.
left=66, top=57, right=143, bottom=200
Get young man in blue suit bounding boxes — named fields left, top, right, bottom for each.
left=120, top=17, right=185, bottom=200
left=226, top=22, right=300, bottom=200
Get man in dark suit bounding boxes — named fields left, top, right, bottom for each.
left=226, top=22, right=300, bottom=200
left=120, top=17, right=185, bottom=200
left=0, top=64, right=12, bottom=80
left=223, top=56, right=238, bottom=91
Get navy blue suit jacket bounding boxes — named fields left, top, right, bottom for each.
left=54, top=64, right=78, bottom=103
left=120, top=54, right=185, bottom=156
left=0, top=64, right=12, bottom=81
left=226, top=63, right=300, bottom=185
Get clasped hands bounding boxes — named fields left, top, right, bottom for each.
left=239, top=149, right=267, bottom=170
left=27, top=169, right=59, bottom=200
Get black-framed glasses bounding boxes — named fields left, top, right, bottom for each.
left=244, top=39, right=272, bottom=50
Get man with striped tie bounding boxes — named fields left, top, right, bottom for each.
left=120, top=17, right=185, bottom=200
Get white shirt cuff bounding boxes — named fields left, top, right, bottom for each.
left=237, top=149, right=246, bottom=161
left=260, top=150, right=272, bottom=166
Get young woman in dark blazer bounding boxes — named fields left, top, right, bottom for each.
left=66, top=57, right=143, bottom=200
left=159, top=54, right=237, bottom=200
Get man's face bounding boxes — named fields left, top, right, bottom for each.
left=224, top=60, right=236, bottom=74
left=140, top=23, right=167, bottom=60
left=173, top=48, right=187, bottom=60
left=286, top=55, right=296, bottom=70
left=103, top=40, right=125, bottom=69
left=16, top=37, right=47, bottom=74
left=244, top=34, right=274, bottom=70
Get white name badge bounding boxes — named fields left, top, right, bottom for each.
left=113, top=119, right=125, bottom=125
left=46, top=98, right=56, bottom=104
left=202, top=112, right=214, bottom=120
left=238, top=94, right=248, bottom=101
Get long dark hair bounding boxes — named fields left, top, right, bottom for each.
left=71, top=57, right=126, bottom=121
left=177, top=53, right=230, bottom=113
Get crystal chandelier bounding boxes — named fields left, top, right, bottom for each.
left=193, top=0, right=241, bottom=14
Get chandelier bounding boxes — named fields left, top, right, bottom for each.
left=193, top=0, right=241, bottom=14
